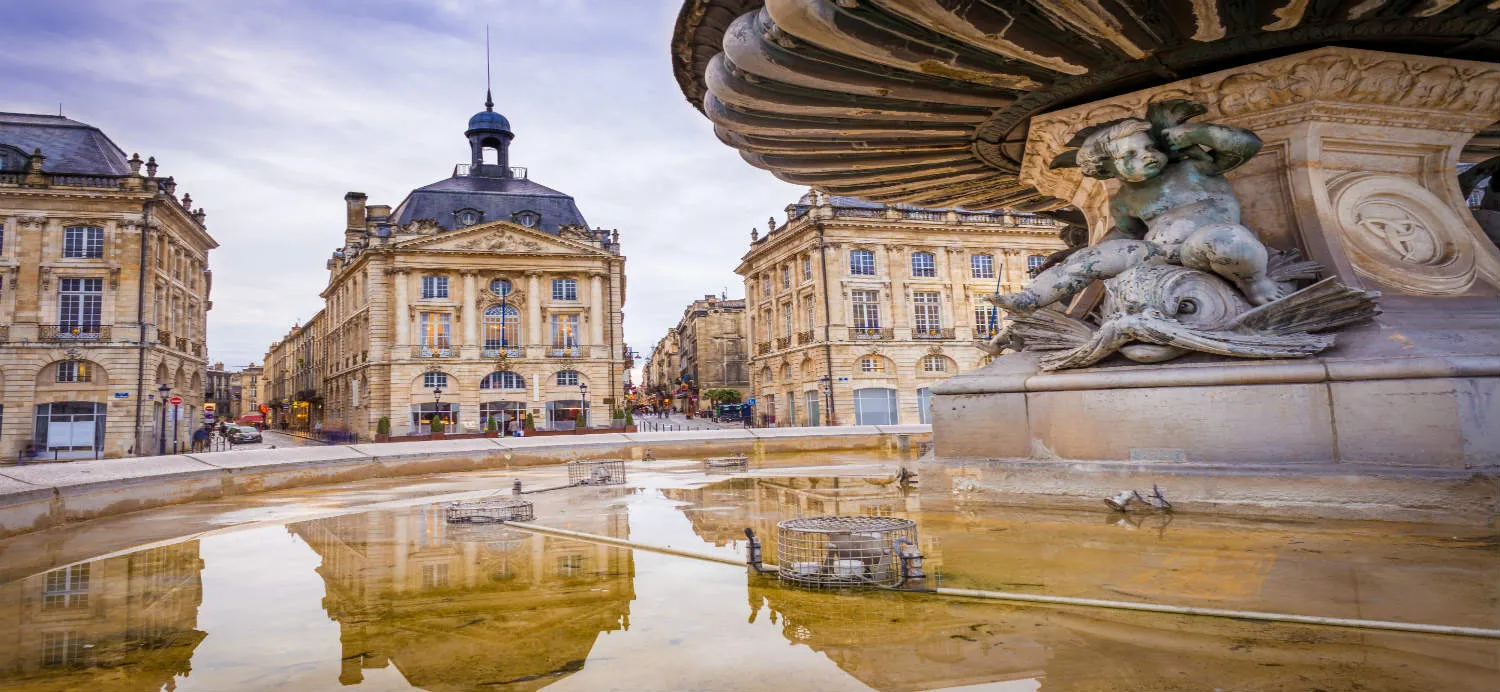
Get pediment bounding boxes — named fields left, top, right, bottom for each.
left=392, top=221, right=606, bottom=256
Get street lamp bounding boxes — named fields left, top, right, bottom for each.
left=579, top=382, right=589, bottom=429
left=431, top=386, right=444, bottom=434
left=819, top=376, right=833, bottom=428
left=157, top=383, right=171, bottom=455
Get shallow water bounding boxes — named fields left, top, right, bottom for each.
left=0, top=457, right=1496, bottom=691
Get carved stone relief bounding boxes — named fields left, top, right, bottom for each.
left=1330, top=173, right=1476, bottom=295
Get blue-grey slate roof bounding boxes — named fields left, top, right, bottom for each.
left=0, top=112, right=130, bottom=175
left=390, top=173, right=588, bottom=235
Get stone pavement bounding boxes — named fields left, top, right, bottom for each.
left=632, top=412, right=746, bottom=432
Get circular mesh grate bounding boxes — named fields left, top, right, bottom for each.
left=445, top=497, right=535, bottom=523
left=568, top=459, right=627, bottom=485
left=776, top=516, right=917, bottom=588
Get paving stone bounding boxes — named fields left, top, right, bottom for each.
left=0, top=456, right=222, bottom=491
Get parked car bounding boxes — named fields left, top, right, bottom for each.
left=228, top=425, right=263, bottom=444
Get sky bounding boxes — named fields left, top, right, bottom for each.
left=0, top=0, right=804, bottom=369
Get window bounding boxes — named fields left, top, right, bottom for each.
left=490, top=278, right=512, bottom=296
left=551, top=314, right=579, bottom=348
left=802, top=255, right=812, bottom=280
left=56, top=360, right=92, bottom=383
left=421, top=275, right=449, bottom=299
left=782, top=304, right=792, bottom=337
left=63, top=226, right=104, bottom=259
left=805, top=301, right=816, bottom=331
left=42, top=564, right=89, bottom=611
left=851, top=289, right=880, bottom=329
left=971, top=254, right=995, bottom=279
left=911, top=252, right=936, bottom=277
left=781, top=266, right=790, bottom=289
left=859, top=355, right=885, bottom=373
left=419, top=312, right=451, bottom=347
left=58, top=278, right=103, bottom=331
left=552, top=278, right=578, bottom=301
left=481, top=371, right=526, bottom=389
left=457, top=210, right=479, bottom=227
left=421, top=563, right=450, bottom=589
left=1028, top=255, right=1048, bottom=275
left=922, top=354, right=948, bottom=373
left=975, top=306, right=1000, bottom=336
left=41, top=631, right=88, bottom=667
left=850, top=249, right=875, bottom=276
left=423, top=372, right=448, bottom=389
left=483, top=305, right=520, bottom=348
left=556, top=370, right=580, bottom=386
left=761, top=274, right=770, bottom=296
left=913, top=292, right=942, bottom=335
left=0, top=224, right=5, bottom=254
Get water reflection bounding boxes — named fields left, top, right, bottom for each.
left=0, top=543, right=205, bottom=691
left=288, top=494, right=634, bottom=690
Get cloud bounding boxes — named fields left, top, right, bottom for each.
left=0, top=0, right=801, bottom=368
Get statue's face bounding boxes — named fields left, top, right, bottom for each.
left=1107, top=132, right=1166, bottom=182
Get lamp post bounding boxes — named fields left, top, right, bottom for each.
left=819, top=376, right=833, bottom=428
left=579, top=381, right=589, bottom=430
left=157, top=383, right=171, bottom=455
left=432, top=386, right=444, bottom=433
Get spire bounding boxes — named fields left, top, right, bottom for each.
left=484, top=25, right=494, bottom=112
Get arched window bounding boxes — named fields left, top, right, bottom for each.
left=910, top=251, right=936, bottom=277
left=850, top=249, right=876, bottom=276
left=556, top=370, right=580, bottom=387
left=859, top=355, right=886, bottom=373
left=483, top=305, right=520, bottom=348
left=920, top=354, right=949, bottom=373
left=481, top=371, right=526, bottom=390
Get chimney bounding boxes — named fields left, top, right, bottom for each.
left=344, top=192, right=367, bottom=231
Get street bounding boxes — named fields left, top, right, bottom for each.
left=219, top=429, right=327, bottom=452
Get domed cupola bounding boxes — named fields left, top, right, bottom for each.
left=466, top=89, right=515, bottom=177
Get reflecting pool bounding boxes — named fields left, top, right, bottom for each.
left=0, top=456, right=1496, bottom=691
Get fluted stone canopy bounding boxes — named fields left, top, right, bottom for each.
left=671, top=0, right=1500, bottom=212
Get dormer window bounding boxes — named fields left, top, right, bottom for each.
left=513, top=210, right=540, bottom=228
left=455, top=208, right=483, bottom=228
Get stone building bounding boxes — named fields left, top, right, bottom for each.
left=657, top=295, right=748, bottom=413
left=262, top=313, right=323, bottom=431
left=271, top=93, right=628, bottom=438
left=641, top=328, right=679, bottom=406
left=738, top=191, right=1064, bottom=426
left=205, top=362, right=232, bottom=423
left=229, top=362, right=263, bottom=421
left=0, top=112, right=216, bottom=461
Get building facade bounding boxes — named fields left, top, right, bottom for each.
left=0, top=113, right=216, bottom=461
left=640, top=329, right=679, bottom=408
left=205, top=363, right=232, bottom=424
left=666, top=295, right=749, bottom=413
left=738, top=191, right=1064, bottom=426
left=229, top=362, right=263, bottom=421
left=268, top=95, right=628, bottom=439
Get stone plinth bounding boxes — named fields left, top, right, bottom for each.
left=934, top=48, right=1500, bottom=474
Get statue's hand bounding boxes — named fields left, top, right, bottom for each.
left=1162, top=124, right=1201, bottom=151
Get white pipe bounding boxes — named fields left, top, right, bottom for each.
left=502, top=521, right=1500, bottom=640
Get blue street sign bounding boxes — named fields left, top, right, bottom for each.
left=747, top=397, right=757, bottom=406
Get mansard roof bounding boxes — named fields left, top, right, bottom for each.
left=0, top=112, right=130, bottom=175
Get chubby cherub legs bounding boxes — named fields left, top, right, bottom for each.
left=989, top=224, right=1281, bottom=315
left=1179, top=223, right=1282, bottom=305
left=988, top=239, right=1166, bottom=314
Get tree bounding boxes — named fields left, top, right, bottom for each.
left=703, top=389, right=743, bottom=405
left=376, top=416, right=391, bottom=435
left=430, top=417, right=445, bottom=435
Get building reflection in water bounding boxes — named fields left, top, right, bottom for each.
left=288, top=494, right=635, bottom=690
left=0, top=542, right=206, bottom=692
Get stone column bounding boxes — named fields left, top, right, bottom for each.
left=462, top=271, right=478, bottom=349
left=393, top=269, right=409, bottom=348
left=589, top=272, right=605, bottom=348
left=526, top=270, right=543, bottom=348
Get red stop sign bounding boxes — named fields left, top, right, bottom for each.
left=168, top=396, right=183, bottom=406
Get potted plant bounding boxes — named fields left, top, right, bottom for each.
left=429, top=416, right=446, bottom=440
left=523, top=412, right=535, bottom=436
left=485, top=416, right=500, bottom=438
left=623, top=408, right=635, bottom=433
left=375, top=416, right=391, bottom=442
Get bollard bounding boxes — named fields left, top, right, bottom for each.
left=513, top=479, right=523, bottom=495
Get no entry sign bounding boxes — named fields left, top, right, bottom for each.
left=168, top=396, right=183, bottom=406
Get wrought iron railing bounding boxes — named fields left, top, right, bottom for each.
left=483, top=346, right=525, bottom=358
left=191, top=341, right=203, bottom=356
left=176, top=337, right=188, bottom=352
left=756, top=340, right=771, bottom=355
left=775, top=336, right=791, bottom=350
left=453, top=164, right=528, bottom=179
left=412, top=346, right=454, bottom=358
left=974, top=325, right=1000, bottom=340
left=548, top=346, right=581, bottom=358
left=40, top=324, right=111, bottom=341
left=851, top=327, right=893, bottom=340
left=796, top=330, right=815, bottom=345
left=157, top=329, right=172, bottom=346
left=0, top=325, right=7, bottom=342
left=913, top=327, right=955, bottom=340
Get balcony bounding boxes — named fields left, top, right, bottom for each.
left=40, top=324, right=111, bottom=342
left=974, top=326, right=1000, bottom=340
left=775, top=336, right=791, bottom=350
left=482, top=346, right=525, bottom=358
left=191, top=341, right=204, bottom=357
left=796, top=330, right=816, bottom=345
left=913, top=327, right=955, bottom=340
left=158, top=329, right=172, bottom=346
left=851, top=327, right=893, bottom=340
left=0, top=325, right=7, bottom=342
left=756, top=340, right=771, bottom=355
left=412, top=346, right=454, bottom=358
left=548, top=346, right=582, bottom=358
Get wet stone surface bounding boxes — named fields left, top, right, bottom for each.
left=0, top=450, right=1495, bottom=691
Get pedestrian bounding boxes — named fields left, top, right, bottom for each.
left=191, top=426, right=209, bottom=453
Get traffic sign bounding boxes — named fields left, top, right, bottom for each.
left=168, top=396, right=183, bottom=406
left=747, top=397, right=756, bottom=406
